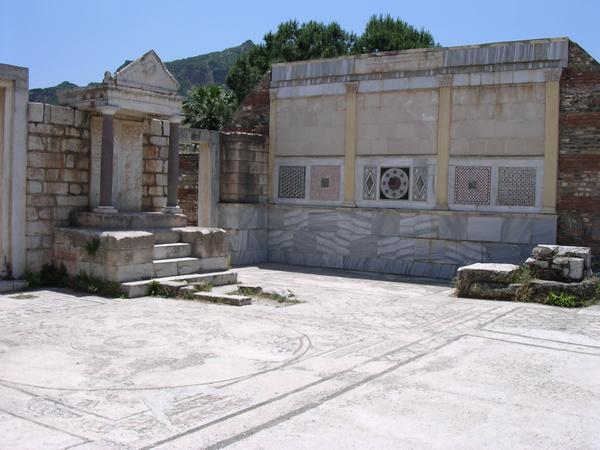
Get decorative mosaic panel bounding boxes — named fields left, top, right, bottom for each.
left=497, top=167, right=536, bottom=206
left=380, top=167, right=410, bottom=200
left=309, top=165, right=340, bottom=201
left=454, top=166, right=491, bottom=205
left=278, top=166, right=306, bottom=199
left=412, top=166, right=428, bottom=202
left=363, top=166, right=377, bottom=200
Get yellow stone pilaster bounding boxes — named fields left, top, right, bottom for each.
left=542, top=71, right=561, bottom=213
left=268, top=89, right=278, bottom=203
left=344, top=82, right=358, bottom=206
left=435, top=75, right=453, bottom=209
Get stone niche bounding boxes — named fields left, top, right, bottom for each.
left=90, top=117, right=144, bottom=211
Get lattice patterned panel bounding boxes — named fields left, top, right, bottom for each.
left=497, top=167, right=537, bottom=206
left=310, top=166, right=341, bottom=201
left=412, top=166, right=428, bottom=202
left=363, top=166, right=377, bottom=200
left=278, top=166, right=306, bottom=199
left=454, top=166, right=491, bottom=205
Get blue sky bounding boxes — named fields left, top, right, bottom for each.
left=1, top=0, right=598, bottom=89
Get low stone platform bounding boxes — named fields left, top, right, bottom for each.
left=455, top=245, right=599, bottom=306
left=53, top=212, right=233, bottom=290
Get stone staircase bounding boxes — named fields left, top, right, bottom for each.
left=54, top=211, right=241, bottom=299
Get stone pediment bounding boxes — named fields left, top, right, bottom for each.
left=113, top=50, right=180, bottom=93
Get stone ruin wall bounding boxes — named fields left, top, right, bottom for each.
left=25, top=102, right=171, bottom=271
left=142, top=119, right=170, bottom=211
left=557, top=42, right=600, bottom=259
left=219, top=132, right=268, bottom=204
left=26, top=103, right=91, bottom=271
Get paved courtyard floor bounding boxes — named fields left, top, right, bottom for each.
left=0, top=264, right=599, bottom=449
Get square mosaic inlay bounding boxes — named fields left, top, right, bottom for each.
left=454, top=166, right=491, bottom=205
left=363, top=166, right=377, bottom=200
left=497, top=166, right=536, bottom=206
left=310, top=165, right=340, bottom=201
left=412, top=166, right=428, bottom=202
left=278, top=166, right=306, bottom=199
left=380, top=167, right=410, bottom=200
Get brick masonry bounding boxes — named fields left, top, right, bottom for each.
left=220, top=132, right=268, bottom=204
left=26, top=103, right=91, bottom=270
left=223, top=72, right=270, bottom=135
left=179, top=152, right=199, bottom=225
left=557, top=42, right=600, bottom=258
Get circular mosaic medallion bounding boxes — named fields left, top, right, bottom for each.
left=380, top=168, right=409, bottom=199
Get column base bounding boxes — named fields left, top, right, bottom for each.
left=93, top=206, right=118, bottom=214
left=163, top=205, right=183, bottom=214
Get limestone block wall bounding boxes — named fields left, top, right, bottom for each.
left=557, top=42, right=600, bottom=257
left=142, top=119, right=170, bottom=211
left=179, top=152, right=199, bottom=225
left=26, top=103, right=90, bottom=270
left=357, top=90, right=438, bottom=156
left=220, top=132, right=268, bottom=204
left=276, top=95, right=346, bottom=157
left=450, top=84, right=545, bottom=156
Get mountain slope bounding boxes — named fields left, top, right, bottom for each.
left=29, top=40, right=254, bottom=103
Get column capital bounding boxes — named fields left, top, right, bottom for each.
left=97, top=105, right=119, bottom=116
left=345, top=82, right=359, bottom=94
left=169, top=114, right=184, bottom=124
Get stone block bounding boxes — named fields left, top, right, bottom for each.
left=102, top=231, right=155, bottom=250
left=457, top=263, right=519, bottom=284
left=178, top=227, right=229, bottom=258
left=108, top=263, right=154, bottom=282
left=48, top=105, right=74, bottom=126
left=551, top=256, right=585, bottom=281
left=28, top=102, right=44, bottom=122
left=554, top=246, right=592, bottom=270
left=467, top=216, right=503, bottom=242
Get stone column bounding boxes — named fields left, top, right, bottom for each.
left=343, top=82, right=358, bottom=207
left=94, top=107, right=118, bottom=213
left=435, top=75, right=453, bottom=210
left=542, top=69, right=561, bottom=214
left=268, top=89, right=278, bottom=203
left=164, top=116, right=183, bottom=214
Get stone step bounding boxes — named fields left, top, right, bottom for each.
left=153, top=242, right=191, bottom=260
left=120, top=270, right=238, bottom=298
left=0, top=280, right=28, bottom=294
left=192, top=292, right=251, bottom=306
left=153, top=257, right=202, bottom=278
left=151, top=228, right=181, bottom=245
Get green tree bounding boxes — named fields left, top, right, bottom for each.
left=226, top=16, right=437, bottom=103
left=182, top=85, right=237, bottom=130
left=226, top=20, right=355, bottom=102
left=353, top=14, right=436, bottom=54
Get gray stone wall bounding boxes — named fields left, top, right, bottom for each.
left=26, top=103, right=91, bottom=271
left=219, top=203, right=556, bottom=279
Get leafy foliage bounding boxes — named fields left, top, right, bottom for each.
left=148, top=281, right=171, bottom=298
left=226, top=16, right=437, bottom=102
left=352, top=14, right=436, bottom=54
left=182, top=85, right=237, bottom=130
left=545, top=291, right=578, bottom=308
